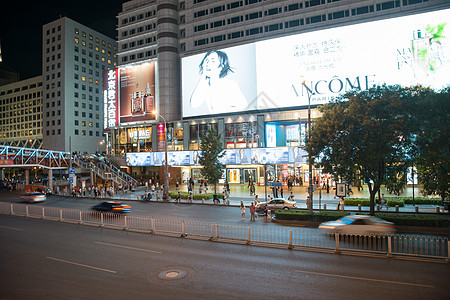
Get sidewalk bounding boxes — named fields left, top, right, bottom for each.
left=111, top=183, right=446, bottom=214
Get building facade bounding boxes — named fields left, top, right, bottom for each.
left=42, top=17, right=118, bottom=153
left=0, top=76, right=43, bottom=148
left=109, top=0, right=449, bottom=186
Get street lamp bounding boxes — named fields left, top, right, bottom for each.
left=152, top=110, right=169, bottom=200
left=302, top=80, right=314, bottom=214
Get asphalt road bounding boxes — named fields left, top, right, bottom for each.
left=1, top=214, right=449, bottom=300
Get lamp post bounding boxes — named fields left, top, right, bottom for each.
left=302, top=80, right=314, bottom=214
left=152, top=111, right=169, bottom=200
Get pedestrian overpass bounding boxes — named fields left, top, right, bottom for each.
left=0, top=145, right=138, bottom=188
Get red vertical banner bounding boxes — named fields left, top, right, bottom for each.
left=157, top=123, right=166, bottom=152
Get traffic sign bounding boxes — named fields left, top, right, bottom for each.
left=69, top=168, right=75, bottom=175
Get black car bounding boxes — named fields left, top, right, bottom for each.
left=91, top=201, right=131, bottom=213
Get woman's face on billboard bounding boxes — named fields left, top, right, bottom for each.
left=203, top=52, right=222, bottom=78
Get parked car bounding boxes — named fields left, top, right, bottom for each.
left=319, top=215, right=396, bottom=236
left=21, top=192, right=47, bottom=203
left=91, top=201, right=131, bottom=213
left=255, top=198, right=296, bottom=213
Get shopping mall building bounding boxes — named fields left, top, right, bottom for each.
left=106, top=0, right=450, bottom=187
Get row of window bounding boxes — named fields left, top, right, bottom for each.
left=121, top=50, right=157, bottom=63
left=72, top=129, right=101, bottom=136
left=0, top=129, right=42, bottom=139
left=1, top=122, right=41, bottom=131
left=0, top=83, right=41, bottom=96
left=74, top=28, right=115, bottom=51
left=0, top=116, right=41, bottom=127
left=121, top=10, right=156, bottom=25
left=190, top=0, right=421, bottom=48
left=121, top=36, right=157, bottom=50
left=45, top=25, right=61, bottom=36
left=73, top=120, right=99, bottom=128
left=121, top=23, right=156, bottom=38
left=0, top=95, right=41, bottom=106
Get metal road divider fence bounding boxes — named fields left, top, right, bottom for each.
left=1, top=202, right=448, bottom=262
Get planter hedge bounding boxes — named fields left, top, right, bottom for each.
left=375, top=213, right=450, bottom=228
left=168, top=191, right=214, bottom=200
left=343, top=198, right=404, bottom=207
left=275, top=210, right=349, bottom=222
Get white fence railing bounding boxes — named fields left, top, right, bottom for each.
left=1, top=202, right=448, bottom=261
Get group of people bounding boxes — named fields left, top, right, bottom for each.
left=240, top=200, right=271, bottom=222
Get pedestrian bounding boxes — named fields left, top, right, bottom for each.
left=254, top=194, right=259, bottom=205
left=249, top=202, right=256, bottom=221
left=280, top=186, right=284, bottom=198
left=264, top=206, right=268, bottom=222
left=337, top=197, right=345, bottom=210
left=176, top=181, right=179, bottom=191
left=188, top=192, right=193, bottom=203
left=240, top=201, right=246, bottom=220
left=306, top=195, right=311, bottom=210
left=289, top=192, right=294, bottom=201
left=176, top=191, right=181, bottom=204
left=222, top=190, right=227, bottom=204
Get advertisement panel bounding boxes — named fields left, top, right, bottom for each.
left=126, top=147, right=308, bottom=167
left=119, top=61, right=156, bottom=124
left=103, top=69, right=119, bottom=129
left=181, top=9, right=450, bottom=118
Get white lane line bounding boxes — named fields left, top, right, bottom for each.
left=294, top=269, right=435, bottom=288
left=95, top=241, right=162, bottom=254
left=0, top=225, right=23, bottom=231
left=46, top=257, right=117, bottom=274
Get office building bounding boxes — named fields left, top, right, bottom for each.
left=108, top=0, right=449, bottom=185
left=42, top=17, right=117, bottom=152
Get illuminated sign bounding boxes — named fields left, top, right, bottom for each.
left=129, top=129, right=151, bottom=140
left=126, top=147, right=308, bottom=167
left=181, top=9, right=450, bottom=118
left=103, top=69, right=118, bottom=129
left=119, top=61, right=157, bottom=125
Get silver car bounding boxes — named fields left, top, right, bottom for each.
left=319, top=215, right=396, bottom=236
left=21, top=192, right=47, bottom=203
left=255, top=198, right=297, bottom=213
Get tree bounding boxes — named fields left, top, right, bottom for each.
left=198, top=127, right=225, bottom=195
left=307, top=85, right=417, bottom=215
left=413, top=87, right=450, bottom=202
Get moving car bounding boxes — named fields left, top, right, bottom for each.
left=91, top=201, right=131, bottom=213
left=35, top=187, right=52, bottom=195
left=319, top=215, right=396, bottom=236
left=21, top=192, right=47, bottom=203
left=255, top=198, right=296, bottom=213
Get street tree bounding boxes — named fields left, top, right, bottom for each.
left=198, top=127, right=225, bottom=196
left=307, top=85, right=416, bottom=215
left=413, top=87, right=450, bottom=202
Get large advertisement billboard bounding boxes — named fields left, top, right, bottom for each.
left=119, top=62, right=157, bottom=124
left=181, top=9, right=450, bottom=118
left=103, top=61, right=158, bottom=129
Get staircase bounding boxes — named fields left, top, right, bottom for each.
left=72, top=156, right=139, bottom=187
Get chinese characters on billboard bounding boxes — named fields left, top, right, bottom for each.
left=103, top=69, right=118, bottom=129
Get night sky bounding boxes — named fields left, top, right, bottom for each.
left=0, top=0, right=124, bottom=80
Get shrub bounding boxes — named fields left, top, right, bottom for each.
left=168, top=191, right=214, bottom=200
left=375, top=213, right=450, bottom=228
left=275, top=210, right=349, bottom=222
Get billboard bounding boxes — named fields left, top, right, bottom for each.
left=181, top=9, right=450, bottom=118
left=103, top=61, right=158, bottom=128
left=103, top=69, right=119, bottom=129
left=126, top=147, right=308, bottom=167
left=119, top=61, right=157, bottom=124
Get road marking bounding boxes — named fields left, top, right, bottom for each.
left=46, top=257, right=117, bottom=274
left=294, top=269, right=435, bottom=288
left=0, top=225, right=23, bottom=231
left=95, top=241, right=162, bottom=254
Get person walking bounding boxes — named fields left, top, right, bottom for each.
left=254, top=194, right=259, bottom=205
left=240, top=201, right=246, bottom=221
left=249, top=202, right=256, bottom=221
left=280, top=186, right=284, bottom=198
left=264, top=206, right=268, bottom=222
